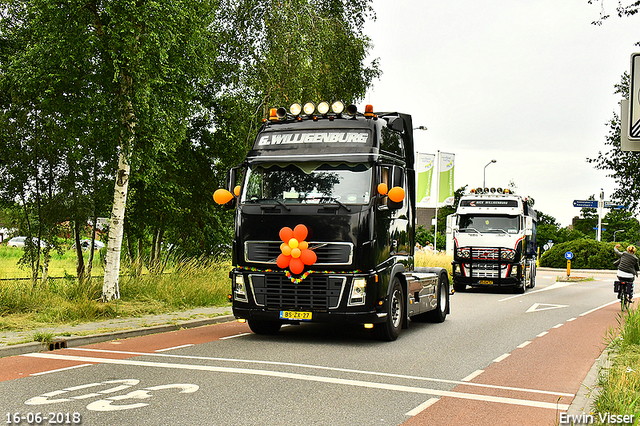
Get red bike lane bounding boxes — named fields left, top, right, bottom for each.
left=403, top=301, right=623, bottom=426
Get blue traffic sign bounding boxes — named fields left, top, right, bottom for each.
left=593, top=227, right=607, bottom=231
left=573, top=200, right=598, bottom=208
left=565, top=251, right=574, bottom=260
left=604, top=202, right=626, bottom=209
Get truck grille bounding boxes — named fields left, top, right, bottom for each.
left=245, top=241, right=353, bottom=266
left=472, top=248, right=499, bottom=260
left=248, top=274, right=346, bottom=310
left=470, top=263, right=500, bottom=278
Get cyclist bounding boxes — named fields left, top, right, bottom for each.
left=614, top=243, right=639, bottom=302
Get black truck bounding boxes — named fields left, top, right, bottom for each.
left=215, top=101, right=450, bottom=340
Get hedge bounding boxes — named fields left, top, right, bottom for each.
left=539, top=239, right=633, bottom=270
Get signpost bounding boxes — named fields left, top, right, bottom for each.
left=573, top=200, right=598, bottom=208
left=565, top=251, right=573, bottom=277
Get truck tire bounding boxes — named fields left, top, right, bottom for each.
left=248, top=319, right=282, bottom=335
left=426, top=270, right=449, bottom=323
left=375, top=277, right=404, bottom=341
left=527, top=261, right=536, bottom=289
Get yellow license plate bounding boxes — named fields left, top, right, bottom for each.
left=478, top=280, right=493, bottom=285
left=280, top=311, right=312, bottom=321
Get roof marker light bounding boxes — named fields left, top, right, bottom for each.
left=364, top=104, right=374, bottom=118
left=332, top=101, right=345, bottom=114
left=317, top=101, right=330, bottom=115
left=268, top=108, right=279, bottom=121
left=303, top=102, right=315, bottom=115
left=290, top=103, right=302, bottom=116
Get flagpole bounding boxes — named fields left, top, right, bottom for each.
left=433, top=150, right=440, bottom=252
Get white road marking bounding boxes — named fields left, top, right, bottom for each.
left=21, top=352, right=571, bottom=410
left=155, top=344, right=194, bottom=352
left=526, top=303, right=568, bottom=313
left=461, top=370, right=484, bottom=382
left=405, top=398, right=439, bottom=416
left=567, top=317, right=577, bottom=322
left=219, top=333, right=252, bottom=340
left=517, top=341, right=531, bottom=349
left=499, top=280, right=578, bottom=302
left=62, top=347, right=573, bottom=397
left=30, top=364, right=93, bottom=376
left=553, top=323, right=564, bottom=329
left=537, top=331, right=548, bottom=337
left=493, top=353, right=510, bottom=363
left=579, top=300, right=618, bottom=317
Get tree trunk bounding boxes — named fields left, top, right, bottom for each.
left=73, top=220, right=85, bottom=281
left=102, top=151, right=130, bottom=301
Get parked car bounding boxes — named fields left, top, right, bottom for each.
left=73, top=239, right=106, bottom=251
left=7, top=236, right=47, bottom=248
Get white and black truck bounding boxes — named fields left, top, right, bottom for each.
left=447, top=187, right=537, bottom=293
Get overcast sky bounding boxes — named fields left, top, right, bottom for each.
left=358, top=0, right=639, bottom=227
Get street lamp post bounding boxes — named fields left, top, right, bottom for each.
left=614, top=229, right=625, bottom=242
left=483, top=159, right=496, bottom=189
left=413, top=126, right=428, bottom=131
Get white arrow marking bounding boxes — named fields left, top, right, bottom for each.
left=526, top=303, right=568, bottom=313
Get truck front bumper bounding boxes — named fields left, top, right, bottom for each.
left=233, top=307, right=387, bottom=325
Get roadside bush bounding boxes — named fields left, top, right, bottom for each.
left=539, top=238, right=624, bottom=269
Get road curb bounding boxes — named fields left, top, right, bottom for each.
left=0, top=314, right=236, bottom=359
left=565, top=348, right=610, bottom=417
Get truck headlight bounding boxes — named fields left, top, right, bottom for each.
left=348, top=277, right=367, bottom=306
left=500, top=249, right=516, bottom=260
left=234, top=275, right=248, bottom=303
left=457, top=247, right=470, bottom=258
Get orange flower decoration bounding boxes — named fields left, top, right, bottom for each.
left=276, top=224, right=317, bottom=274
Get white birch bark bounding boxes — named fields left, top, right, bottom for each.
left=101, top=151, right=130, bottom=301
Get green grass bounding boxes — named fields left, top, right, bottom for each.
left=415, top=250, right=453, bottom=276
left=593, top=307, right=640, bottom=424
left=0, top=245, right=105, bottom=279
left=0, top=256, right=232, bottom=332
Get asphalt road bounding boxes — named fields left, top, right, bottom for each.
left=0, top=270, right=623, bottom=426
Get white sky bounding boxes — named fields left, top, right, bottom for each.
left=358, top=0, right=639, bottom=227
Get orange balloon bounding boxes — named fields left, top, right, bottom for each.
left=293, top=224, right=308, bottom=241
left=290, top=258, right=304, bottom=274
left=298, top=241, right=308, bottom=250
left=233, top=185, right=241, bottom=196
left=377, top=183, right=388, bottom=195
left=291, top=248, right=301, bottom=258
left=279, top=227, right=293, bottom=243
left=300, top=249, right=317, bottom=266
left=277, top=254, right=290, bottom=269
left=213, top=189, right=234, bottom=205
left=388, top=186, right=405, bottom=203
left=281, top=244, right=292, bottom=256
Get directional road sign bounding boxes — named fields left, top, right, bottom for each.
left=573, top=200, right=598, bottom=208
left=604, top=202, right=626, bottom=209
left=565, top=251, right=574, bottom=260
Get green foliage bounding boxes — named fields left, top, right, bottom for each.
left=593, top=307, right=640, bottom=424
left=539, top=238, right=622, bottom=269
left=0, top=258, right=231, bottom=331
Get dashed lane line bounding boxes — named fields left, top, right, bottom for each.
left=492, top=353, right=510, bottom=363
left=405, top=398, right=439, bottom=416
left=461, top=370, right=484, bottom=382
left=21, top=352, right=571, bottom=411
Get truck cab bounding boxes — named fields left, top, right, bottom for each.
left=216, top=102, right=450, bottom=340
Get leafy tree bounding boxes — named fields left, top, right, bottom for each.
left=540, top=239, right=619, bottom=269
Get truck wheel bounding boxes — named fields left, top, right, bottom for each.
left=375, top=278, right=404, bottom=341
left=426, top=270, right=449, bottom=323
left=248, top=319, right=282, bottom=335
left=527, top=262, right=536, bottom=288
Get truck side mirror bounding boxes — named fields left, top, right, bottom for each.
left=385, top=116, right=405, bottom=132
left=388, top=165, right=405, bottom=209
left=524, top=217, right=533, bottom=236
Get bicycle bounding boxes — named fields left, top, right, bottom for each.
left=614, top=278, right=634, bottom=312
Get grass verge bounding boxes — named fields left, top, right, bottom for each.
left=0, top=258, right=231, bottom=333
left=415, top=250, right=453, bottom=275
left=592, top=306, right=640, bottom=424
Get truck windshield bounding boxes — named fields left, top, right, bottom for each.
left=458, top=215, right=520, bottom=234
left=242, top=163, right=372, bottom=205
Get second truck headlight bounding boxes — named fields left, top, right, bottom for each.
left=234, top=275, right=248, bottom=303
left=348, top=277, right=367, bottom=306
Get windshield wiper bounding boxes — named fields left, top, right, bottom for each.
left=320, top=196, right=351, bottom=212
left=488, top=228, right=509, bottom=234
left=247, top=198, right=291, bottom=211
